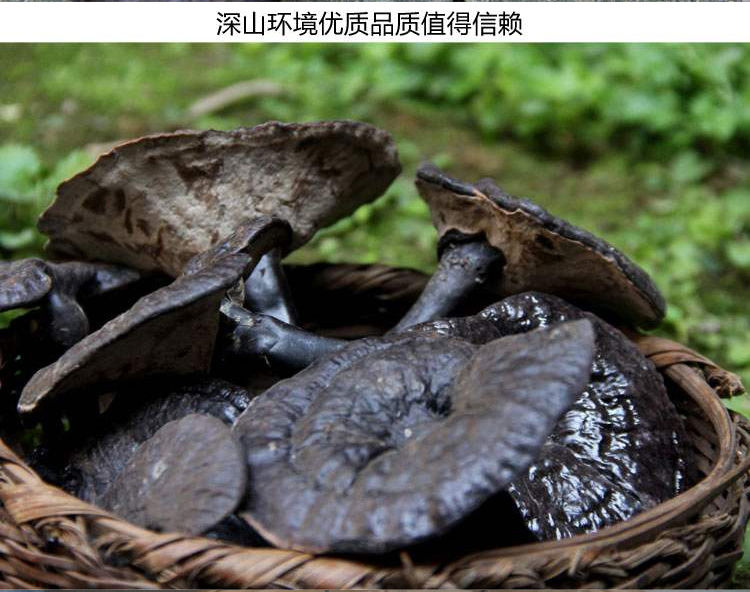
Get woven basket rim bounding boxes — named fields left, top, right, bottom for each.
left=0, top=263, right=747, bottom=589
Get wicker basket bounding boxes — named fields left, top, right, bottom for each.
left=0, top=263, right=748, bottom=589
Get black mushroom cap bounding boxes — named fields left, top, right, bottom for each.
left=410, top=291, right=693, bottom=540
left=233, top=320, right=595, bottom=554
left=39, top=121, right=402, bottom=276
left=0, top=258, right=143, bottom=313
left=99, top=414, right=247, bottom=535
left=18, top=254, right=248, bottom=417
left=30, top=377, right=254, bottom=504
left=415, top=163, right=666, bottom=329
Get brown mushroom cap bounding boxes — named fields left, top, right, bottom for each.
left=18, top=255, right=247, bottom=416
left=99, top=414, right=246, bottom=534
left=416, top=164, right=666, bottom=329
left=40, top=121, right=401, bottom=276
left=183, top=216, right=291, bottom=277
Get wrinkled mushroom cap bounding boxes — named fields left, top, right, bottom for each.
left=40, top=121, right=401, bottom=276
left=18, top=255, right=247, bottom=416
left=234, top=320, right=594, bottom=553
left=416, top=164, right=666, bottom=329
left=412, top=291, right=692, bottom=540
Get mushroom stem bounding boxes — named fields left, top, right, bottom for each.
left=219, top=302, right=343, bottom=372
left=392, top=238, right=504, bottom=332
left=244, top=249, right=298, bottom=325
left=44, top=291, right=90, bottom=350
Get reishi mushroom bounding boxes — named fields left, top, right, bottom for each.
left=39, top=121, right=400, bottom=270
left=233, top=320, right=595, bottom=553
left=0, top=258, right=143, bottom=349
left=99, top=414, right=246, bottom=535
left=18, top=254, right=249, bottom=416
left=410, top=291, right=693, bottom=539
left=396, top=164, right=666, bottom=330
left=30, top=377, right=254, bottom=504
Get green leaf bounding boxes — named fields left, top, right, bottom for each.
left=0, top=144, right=42, bottom=202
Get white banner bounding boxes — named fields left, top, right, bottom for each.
left=0, top=2, right=748, bottom=43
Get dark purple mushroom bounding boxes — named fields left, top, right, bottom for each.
left=39, top=121, right=401, bottom=277
left=99, top=414, right=246, bottom=535
left=0, top=258, right=143, bottom=349
left=30, top=377, right=254, bottom=503
left=17, top=255, right=248, bottom=417
left=410, top=291, right=693, bottom=540
left=218, top=302, right=344, bottom=374
left=395, top=164, right=666, bottom=330
left=233, top=320, right=595, bottom=553
left=242, top=248, right=298, bottom=324
left=183, top=217, right=297, bottom=323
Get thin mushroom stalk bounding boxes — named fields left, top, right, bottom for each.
left=243, top=249, right=297, bottom=325
left=392, top=235, right=504, bottom=332
left=0, top=259, right=142, bottom=351
left=43, top=261, right=106, bottom=348
left=218, top=302, right=343, bottom=373
left=43, top=290, right=89, bottom=350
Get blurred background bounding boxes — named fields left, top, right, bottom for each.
left=1, top=42, right=750, bottom=579
left=1, top=43, right=748, bottom=401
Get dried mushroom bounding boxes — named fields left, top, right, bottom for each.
left=99, top=414, right=246, bottom=534
left=233, top=320, right=595, bottom=553
left=397, top=164, right=666, bottom=330
left=0, top=258, right=143, bottom=349
left=40, top=121, right=401, bottom=276
left=18, top=254, right=248, bottom=416
left=412, top=291, right=692, bottom=540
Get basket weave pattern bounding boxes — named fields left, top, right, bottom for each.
left=0, top=265, right=747, bottom=589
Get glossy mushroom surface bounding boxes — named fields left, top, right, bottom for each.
left=183, top=217, right=297, bottom=323
left=233, top=320, right=595, bottom=553
left=40, top=121, right=401, bottom=276
left=411, top=291, right=692, bottom=539
left=406, top=164, right=666, bottom=329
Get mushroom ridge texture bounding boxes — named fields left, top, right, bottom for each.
left=410, top=291, right=692, bottom=540
left=40, top=121, right=401, bottom=276
left=414, top=164, right=666, bottom=329
left=233, top=320, right=595, bottom=553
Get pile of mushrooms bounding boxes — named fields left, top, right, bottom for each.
left=1, top=120, right=694, bottom=556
